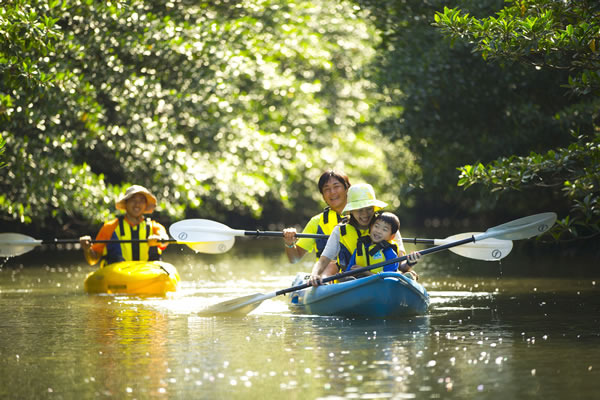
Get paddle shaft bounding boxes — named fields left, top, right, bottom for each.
left=11, top=234, right=437, bottom=245
left=242, top=230, right=438, bottom=245
left=242, top=231, right=326, bottom=239
left=41, top=238, right=177, bottom=245
left=274, top=236, right=475, bottom=296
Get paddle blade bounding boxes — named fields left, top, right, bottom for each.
left=0, top=233, right=42, bottom=257
left=197, top=293, right=274, bottom=316
left=183, top=240, right=235, bottom=254
left=440, top=233, right=513, bottom=261
left=482, top=212, right=557, bottom=241
left=170, top=219, right=236, bottom=254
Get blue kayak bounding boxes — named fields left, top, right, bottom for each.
left=288, top=272, right=429, bottom=318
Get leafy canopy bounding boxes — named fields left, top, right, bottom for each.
left=434, top=0, right=600, bottom=240
left=0, top=0, right=417, bottom=232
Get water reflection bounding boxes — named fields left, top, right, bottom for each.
left=1, top=241, right=599, bottom=399
left=82, top=296, right=170, bottom=397
left=175, top=314, right=431, bottom=398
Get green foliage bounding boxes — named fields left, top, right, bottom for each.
left=355, top=0, right=574, bottom=217
left=0, top=133, right=5, bottom=169
left=434, top=0, right=600, bottom=95
left=433, top=0, right=600, bottom=240
left=0, top=1, right=63, bottom=118
left=458, top=131, right=600, bottom=240
left=0, top=0, right=417, bottom=233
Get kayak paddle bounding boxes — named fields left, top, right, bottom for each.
left=195, top=212, right=557, bottom=316
left=0, top=233, right=225, bottom=258
left=168, top=218, right=513, bottom=261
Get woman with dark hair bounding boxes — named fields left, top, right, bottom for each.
left=283, top=170, right=350, bottom=264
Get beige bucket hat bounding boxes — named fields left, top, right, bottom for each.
left=342, top=183, right=387, bottom=214
left=115, top=185, right=157, bottom=214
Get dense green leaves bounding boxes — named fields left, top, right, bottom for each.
left=434, top=0, right=600, bottom=95
left=433, top=0, right=600, bottom=240
left=0, top=0, right=416, bottom=233
left=458, top=131, right=600, bottom=240
left=0, top=133, right=5, bottom=169
left=355, top=0, right=573, bottom=218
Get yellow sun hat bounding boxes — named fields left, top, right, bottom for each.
left=342, top=183, right=387, bottom=214
left=115, top=185, right=157, bottom=214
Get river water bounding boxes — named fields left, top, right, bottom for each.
left=1, top=237, right=599, bottom=399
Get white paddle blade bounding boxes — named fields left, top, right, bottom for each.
left=169, top=219, right=237, bottom=254
left=198, top=292, right=274, bottom=316
left=0, top=233, right=42, bottom=257
left=438, top=232, right=513, bottom=261
left=482, top=212, right=557, bottom=241
left=183, top=239, right=235, bottom=254
left=169, top=219, right=242, bottom=242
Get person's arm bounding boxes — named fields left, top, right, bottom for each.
left=399, top=251, right=422, bottom=274
left=393, top=231, right=406, bottom=254
left=398, top=250, right=410, bottom=273
left=283, top=227, right=308, bottom=263
left=283, top=216, right=321, bottom=263
left=79, top=235, right=101, bottom=266
left=309, top=255, right=332, bottom=286
left=79, top=220, right=117, bottom=266
left=401, top=251, right=421, bottom=280
left=149, top=221, right=170, bottom=249
left=392, top=231, right=412, bottom=271
left=308, top=226, right=341, bottom=286
left=394, top=232, right=409, bottom=272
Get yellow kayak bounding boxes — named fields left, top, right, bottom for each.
left=84, top=261, right=180, bottom=296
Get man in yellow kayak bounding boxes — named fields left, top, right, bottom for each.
left=79, top=185, right=170, bottom=266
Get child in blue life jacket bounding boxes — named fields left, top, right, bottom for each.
left=345, top=212, right=421, bottom=280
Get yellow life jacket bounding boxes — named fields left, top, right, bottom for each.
left=353, top=237, right=399, bottom=274
left=101, top=216, right=161, bottom=267
left=338, top=222, right=369, bottom=271
left=314, top=207, right=344, bottom=258
left=338, top=213, right=403, bottom=272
